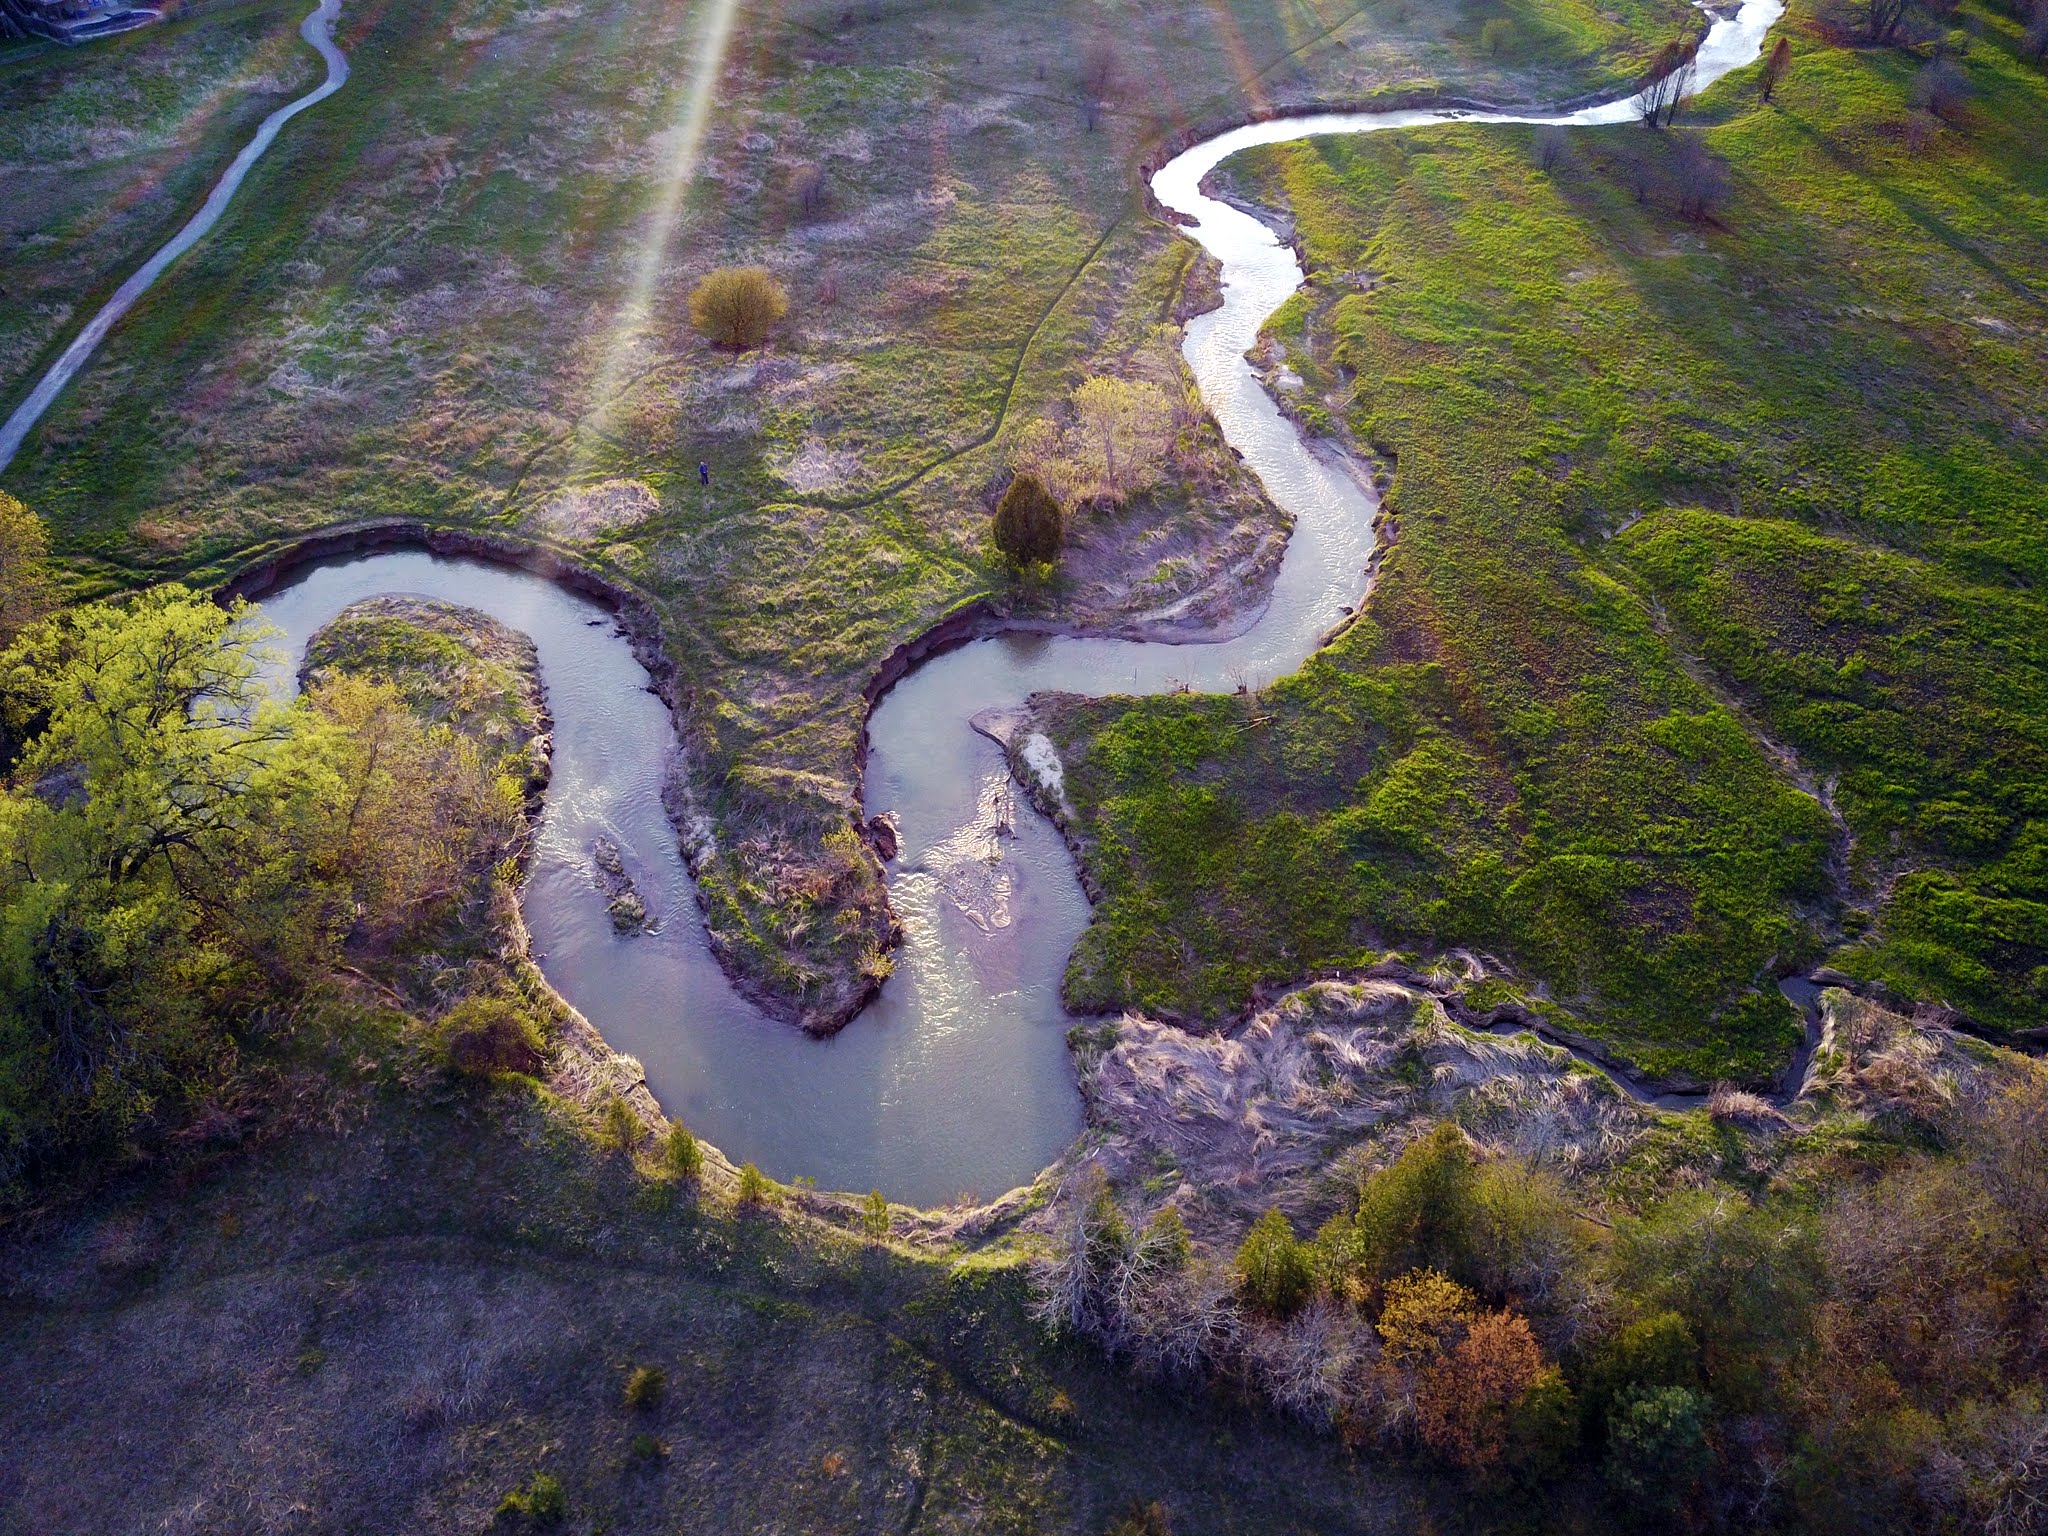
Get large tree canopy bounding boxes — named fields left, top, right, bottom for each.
left=0, top=587, right=524, bottom=1195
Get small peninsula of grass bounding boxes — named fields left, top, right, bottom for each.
left=1034, top=0, right=2047, bottom=1081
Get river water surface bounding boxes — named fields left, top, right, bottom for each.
left=244, top=0, right=1778, bottom=1203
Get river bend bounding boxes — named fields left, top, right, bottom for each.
left=97, top=0, right=1781, bottom=1202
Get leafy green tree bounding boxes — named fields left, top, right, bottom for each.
left=1611, top=1194, right=1823, bottom=1409
left=0, top=589, right=334, bottom=1185
left=1507, top=1367, right=1581, bottom=1484
left=862, top=1188, right=890, bottom=1240
left=992, top=473, right=1065, bottom=567
left=736, top=1160, right=776, bottom=1208
left=0, top=587, right=529, bottom=1198
left=664, top=1120, right=704, bottom=1183
left=1604, top=1385, right=1713, bottom=1516
left=1320, top=1121, right=1479, bottom=1296
left=0, top=492, right=50, bottom=651
left=1235, top=1208, right=1314, bottom=1317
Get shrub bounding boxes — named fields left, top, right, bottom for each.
left=624, top=1364, right=665, bottom=1411
left=663, top=1120, right=703, bottom=1183
left=736, top=1161, right=776, bottom=1209
left=861, top=1188, right=890, bottom=1240
left=1106, top=1502, right=1172, bottom=1536
left=598, top=1092, right=639, bottom=1152
left=1416, top=1309, right=1549, bottom=1473
left=1533, top=125, right=1570, bottom=172
left=992, top=473, right=1065, bottom=567
left=1605, top=1385, right=1713, bottom=1514
left=1479, top=16, right=1516, bottom=54
left=627, top=1431, right=665, bottom=1463
left=432, top=996, right=545, bottom=1079
left=1140, top=1205, right=1192, bottom=1269
left=1235, top=1208, right=1315, bottom=1318
left=495, top=1471, right=565, bottom=1525
left=688, top=266, right=789, bottom=351
left=1910, top=59, right=1971, bottom=121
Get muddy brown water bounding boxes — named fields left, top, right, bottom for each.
left=245, top=0, right=1781, bottom=1203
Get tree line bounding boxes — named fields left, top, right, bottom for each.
left=0, top=495, right=534, bottom=1201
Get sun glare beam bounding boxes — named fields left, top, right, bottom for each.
left=563, top=0, right=743, bottom=478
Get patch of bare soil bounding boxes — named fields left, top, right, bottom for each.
left=1035, top=976, right=2023, bottom=1260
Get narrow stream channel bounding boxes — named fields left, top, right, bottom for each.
left=0, top=0, right=350, bottom=472
left=119, top=0, right=1780, bottom=1203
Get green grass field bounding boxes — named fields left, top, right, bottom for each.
left=1036, top=0, right=2047, bottom=1082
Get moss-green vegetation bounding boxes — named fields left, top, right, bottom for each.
left=300, top=594, right=547, bottom=767
left=0, top=0, right=1693, bottom=1021
left=1041, top=1, right=2047, bottom=1077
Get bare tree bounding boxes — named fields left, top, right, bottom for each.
left=1079, top=38, right=1118, bottom=132
left=1911, top=57, right=1973, bottom=120
left=791, top=163, right=828, bottom=221
left=1671, top=133, right=1733, bottom=222
left=2028, top=0, right=2048, bottom=60
left=1533, top=124, right=1570, bottom=171
left=1635, top=38, right=1700, bottom=128
left=1867, top=0, right=1910, bottom=43
left=1761, top=35, right=1792, bottom=102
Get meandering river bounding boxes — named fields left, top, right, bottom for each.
left=36, top=0, right=1783, bottom=1201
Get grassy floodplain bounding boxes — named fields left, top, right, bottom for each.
left=0, top=0, right=1694, bottom=1023
left=1035, top=0, right=2047, bottom=1082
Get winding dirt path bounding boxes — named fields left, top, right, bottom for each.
left=0, top=0, right=349, bottom=473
